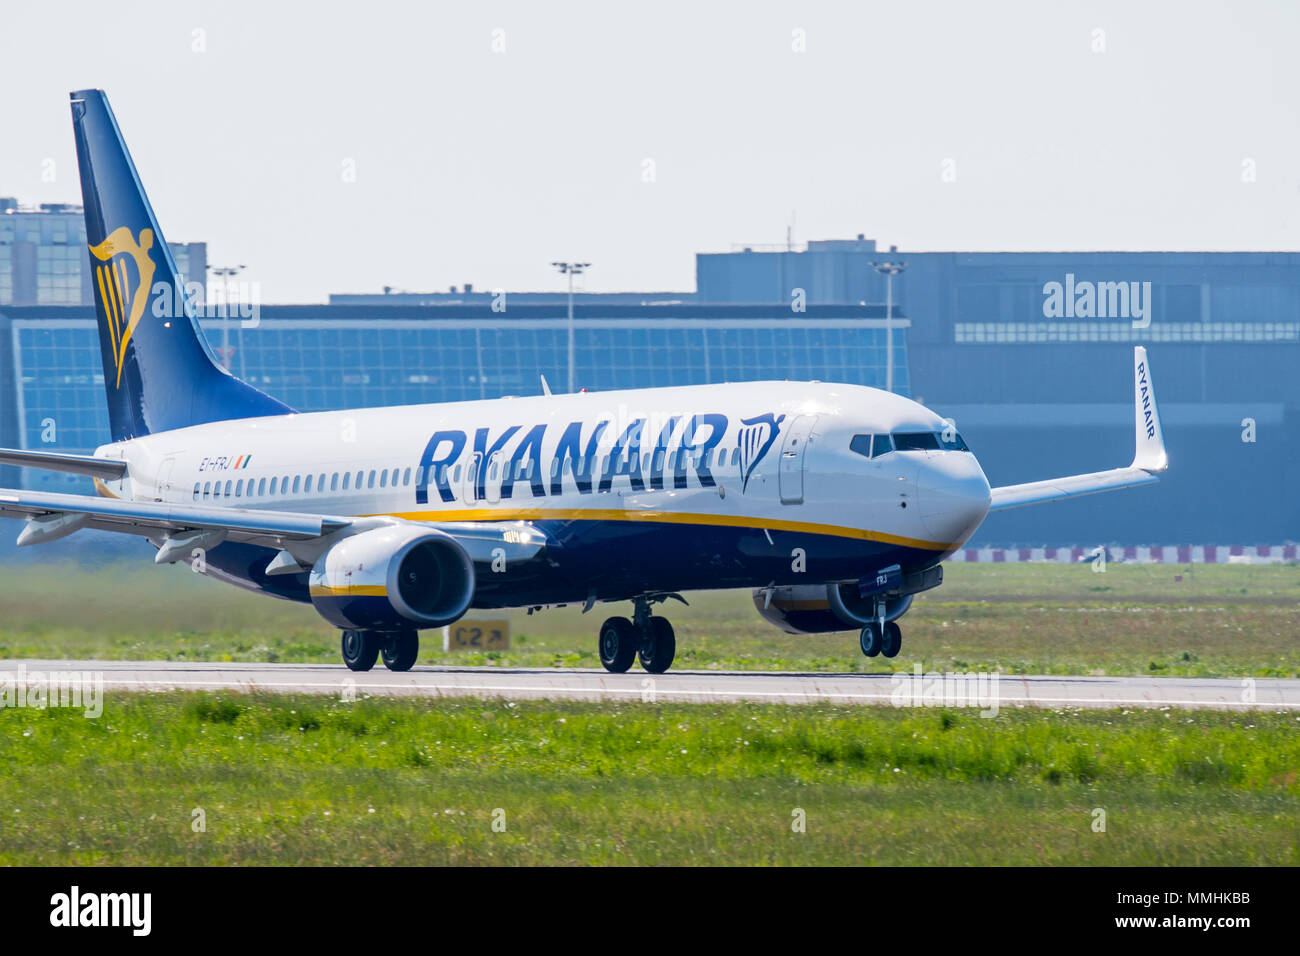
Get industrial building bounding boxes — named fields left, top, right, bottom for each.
left=0, top=217, right=1295, bottom=547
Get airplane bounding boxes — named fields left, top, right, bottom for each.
left=0, top=90, right=1169, bottom=674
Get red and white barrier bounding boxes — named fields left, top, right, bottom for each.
left=948, top=545, right=1299, bottom=564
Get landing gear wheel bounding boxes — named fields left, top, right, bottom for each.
left=381, top=630, right=419, bottom=671
left=341, top=629, right=379, bottom=672
left=638, top=617, right=676, bottom=674
left=859, top=623, right=882, bottom=658
left=598, top=617, right=638, bottom=673
left=881, top=621, right=902, bottom=659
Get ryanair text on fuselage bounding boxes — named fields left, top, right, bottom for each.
left=415, top=411, right=784, bottom=504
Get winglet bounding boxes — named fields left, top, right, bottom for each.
left=1131, top=346, right=1168, bottom=473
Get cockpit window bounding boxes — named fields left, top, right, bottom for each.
left=892, top=432, right=940, bottom=452
left=850, top=434, right=895, bottom=458
left=887, top=430, right=971, bottom=452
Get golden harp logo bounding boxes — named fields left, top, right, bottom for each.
left=89, top=226, right=157, bottom=387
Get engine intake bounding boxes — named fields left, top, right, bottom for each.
left=309, top=525, right=475, bottom=630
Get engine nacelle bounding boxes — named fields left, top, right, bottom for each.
left=752, top=565, right=942, bottom=635
left=309, top=525, right=475, bottom=631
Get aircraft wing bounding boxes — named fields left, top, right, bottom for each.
left=0, top=487, right=551, bottom=568
left=988, top=346, right=1168, bottom=512
left=0, top=487, right=351, bottom=545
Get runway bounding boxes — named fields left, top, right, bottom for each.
left=3, top=659, right=1297, bottom=711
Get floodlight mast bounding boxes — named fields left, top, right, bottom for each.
left=551, top=261, right=590, bottom=393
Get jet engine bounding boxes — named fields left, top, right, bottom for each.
left=753, top=566, right=942, bottom=635
left=308, top=525, right=475, bottom=631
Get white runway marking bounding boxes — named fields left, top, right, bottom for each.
left=2, top=660, right=1297, bottom=711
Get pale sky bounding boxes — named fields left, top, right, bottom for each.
left=2, top=0, right=1297, bottom=302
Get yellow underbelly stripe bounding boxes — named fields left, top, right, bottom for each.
left=309, top=584, right=387, bottom=598
left=376, top=506, right=954, bottom=551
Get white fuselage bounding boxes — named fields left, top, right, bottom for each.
left=94, top=380, right=992, bottom=600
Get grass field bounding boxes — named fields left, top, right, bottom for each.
left=1, top=560, right=1296, bottom=678
left=2, top=561, right=1296, bottom=866
left=2, top=694, right=1297, bottom=865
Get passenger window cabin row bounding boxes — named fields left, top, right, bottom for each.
left=189, top=444, right=768, bottom=503
left=194, top=466, right=413, bottom=502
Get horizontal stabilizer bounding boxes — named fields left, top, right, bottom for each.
left=0, top=448, right=128, bottom=480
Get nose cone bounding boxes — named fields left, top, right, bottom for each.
left=916, top=453, right=991, bottom=545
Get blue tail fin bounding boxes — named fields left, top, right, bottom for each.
left=70, top=89, right=292, bottom=441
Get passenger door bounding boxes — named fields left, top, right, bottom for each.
left=778, top=415, right=818, bottom=505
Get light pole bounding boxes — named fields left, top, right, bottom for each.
left=869, top=260, right=907, bottom=393
left=551, top=261, right=589, bottom=393
left=208, top=264, right=245, bottom=371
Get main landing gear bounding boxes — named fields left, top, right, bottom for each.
left=598, top=595, right=680, bottom=674
left=341, top=628, right=419, bottom=672
left=859, top=620, right=902, bottom=659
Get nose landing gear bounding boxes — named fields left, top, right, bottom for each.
left=597, top=593, right=682, bottom=674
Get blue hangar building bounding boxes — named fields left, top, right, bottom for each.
left=2, top=223, right=1296, bottom=547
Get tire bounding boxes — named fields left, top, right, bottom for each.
left=859, top=623, right=882, bottom=658
left=381, top=630, right=419, bottom=671
left=881, top=621, right=902, bottom=659
left=341, top=629, right=379, bottom=672
left=638, top=617, right=676, bottom=674
left=598, top=616, right=637, bottom=673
